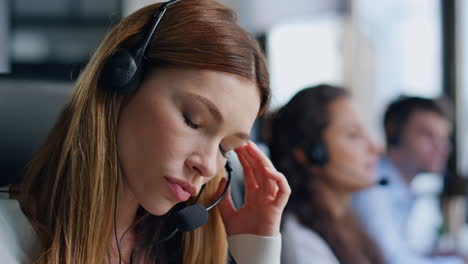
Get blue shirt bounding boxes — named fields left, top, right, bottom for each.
left=353, top=157, right=463, bottom=264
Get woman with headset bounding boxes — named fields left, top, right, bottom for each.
left=0, top=0, right=290, bottom=263
left=269, top=85, right=384, bottom=264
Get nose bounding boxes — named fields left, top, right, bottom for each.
left=185, top=144, right=219, bottom=178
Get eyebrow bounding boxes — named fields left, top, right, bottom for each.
left=185, top=92, right=250, bottom=141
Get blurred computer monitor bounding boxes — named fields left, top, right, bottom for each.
left=0, top=0, right=10, bottom=73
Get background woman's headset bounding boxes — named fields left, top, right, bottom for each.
left=303, top=140, right=329, bottom=167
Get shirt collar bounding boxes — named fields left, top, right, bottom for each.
left=379, top=156, right=416, bottom=201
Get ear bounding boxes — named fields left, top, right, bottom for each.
left=292, top=147, right=308, bottom=165
left=386, top=123, right=400, bottom=147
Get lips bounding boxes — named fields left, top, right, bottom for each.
left=164, top=176, right=197, bottom=202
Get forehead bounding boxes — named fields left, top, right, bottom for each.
left=406, top=110, right=452, bottom=132
left=327, top=97, right=361, bottom=126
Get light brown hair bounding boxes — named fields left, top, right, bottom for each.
left=19, top=0, right=270, bottom=263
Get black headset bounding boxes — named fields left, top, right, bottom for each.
left=99, top=0, right=184, bottom=94
left=101, top=1, right=234, bottom=263
left=303, top=140, right=329, bottom=167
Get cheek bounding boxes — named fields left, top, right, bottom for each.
left=409, top=139, right=433, bottom=159
left=118, top=101, right=191, bottom=183
left=117, top=108, right=199, bottom=215
left=326, top=141, right=377, bottom=186
left=149, top=109, right=200, bottom=169
left=325, top=145, right=356, bottom=181
left=328, top=140, right=363, bottom=169
left=124, top=109, right=175, bottom=165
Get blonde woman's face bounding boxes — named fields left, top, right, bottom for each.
left=117, top=67, right=260, bottom=215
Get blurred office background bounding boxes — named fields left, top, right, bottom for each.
left=1, top=0, right=468, bottom=255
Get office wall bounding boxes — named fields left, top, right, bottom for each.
left=123, top=0, right=342, bottom=34
left=0, top=0, right=10, bottom=73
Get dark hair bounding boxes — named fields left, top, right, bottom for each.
left=384, top=96, right=453, bottom=147
left=270, top=84, right=349, bottom=205
left=270, top=84, right=385, bottom=264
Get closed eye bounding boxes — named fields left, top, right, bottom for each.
left=183, top=113, right=199, bottom=129
left=219, top=146, right=228, bottom=158
left=184, top=112, right=228, bottom=158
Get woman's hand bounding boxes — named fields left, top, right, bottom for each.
left=216, top=141, right=290, bottom=236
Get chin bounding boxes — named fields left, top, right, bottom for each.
left=140, top=198, right=176, bottom=216
left=429, top=167, right=444, bottom=174
left=355, top=181, right=374, bottom=190
left=423, top=163, right=444, bottom=174
left=346, top=177, right=374, bottom=192
left=360, top=173, right=378, bottom=188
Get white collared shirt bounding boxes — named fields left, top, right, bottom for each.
left=281, top=214, right=339, bottom=264
left=0, top=189, right=40, bottom=263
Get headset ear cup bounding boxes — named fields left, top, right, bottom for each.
left=305, top=142, right=328, bottom=166
left=99, top=49, right=143, bottom=94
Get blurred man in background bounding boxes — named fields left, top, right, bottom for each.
left=353, top=96, right=466, bottom=264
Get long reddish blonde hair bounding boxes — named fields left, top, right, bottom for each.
left=19, top=1, right=270, bottom=263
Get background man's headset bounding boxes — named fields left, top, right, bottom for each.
left=99, top=0, right=233, bottom=263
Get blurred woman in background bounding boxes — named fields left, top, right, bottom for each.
left=270, top=84, right=385, bottom=264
